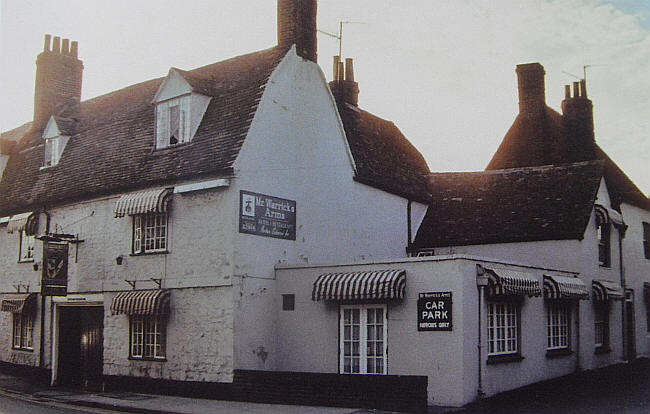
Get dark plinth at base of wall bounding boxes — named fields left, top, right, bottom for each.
left=0, top=361, right=51, bottom=387
left=104, top=370, right=428, bottom=413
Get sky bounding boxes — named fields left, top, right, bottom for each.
left=1, top=0, right=648, bottom=194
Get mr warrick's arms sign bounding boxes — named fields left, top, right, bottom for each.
left=239, top=190, right=296, bottom=240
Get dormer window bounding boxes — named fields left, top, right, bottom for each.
left=155, top=96, right=190, bottom=149
left=152, top=68, right=212, bottom=150
left=41, top=117, right=71, bottom=168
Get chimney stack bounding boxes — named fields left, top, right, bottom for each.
left=329, top=56, right=359, bottom=106
left=516, top=63, right=546, bottom=118
left=277, top=0, right=318, bottom=62
left=562, top=78, right=596, bottom=159
left=32, top=34, right=84, bottom=132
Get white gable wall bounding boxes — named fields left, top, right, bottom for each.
left=230, top=48, right=423, bottom=371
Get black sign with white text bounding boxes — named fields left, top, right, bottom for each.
left=417, top=291, right=452, bottom=331
left=239, top=191, right=296, bottom=240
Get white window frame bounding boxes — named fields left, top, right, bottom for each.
left=546, top=301, right=570, bottom=350
left=487, top=301, right=519, bottom=356
left=12, top=313, right=34, bottom=350
left=132, top=213, right=168, bottom=254
left=339, top=304, right=387, bottom=375
left=155, top=95, right=190, bottom=149
left=18, top=230, right=35, bottom=262
left=130, top=314, right=166, bottom=360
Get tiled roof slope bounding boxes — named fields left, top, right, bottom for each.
left=338, top=102, right=431, bottom=203
left=412, top=161, right=604, bottom=248
left=487, top=107, right=650, bottom=210
left=0, top=46, right=290, bottom=216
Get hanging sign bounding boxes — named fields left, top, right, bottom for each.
left=239, top=191, right=296, bottom=240
left=417, top=291, right=452, bottom=331
left=41, top=242, right=69, bottom=296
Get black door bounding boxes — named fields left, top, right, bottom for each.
left=58, top=306, right=104, bottom=389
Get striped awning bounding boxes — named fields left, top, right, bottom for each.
left=7, top=212, right=39, bottom=235
left=592, top=280, right=624, bottom=301
left=312, top=270, right=406, bottom=301
left=114, top=188, right=173, bottom=218
left=543, top=275, right=589, bottom=300
left=486, top=268, right=541, bottom=297
left=110, top=290, right=170, bottom=316
left=594, top=204, right=625, bottom=230
left=1, top=293, right=37, bottom=313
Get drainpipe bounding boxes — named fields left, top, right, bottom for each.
left=407, top=200, right=412, bottom=255
left=476, top=264, right=489, bottom=399
left=575, top=300, right=580, bottom=372
left=38, top=210, right=50, bottom=373
left=618, top=225, right=627, bottom=360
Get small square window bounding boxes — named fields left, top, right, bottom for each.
left=597, top=222, right=611, bottom=267
left=487, top=301, right=520, bottom=357
left=130, top=315, right=166, bottom=360
left=12, top=313, right=34, bottom=350
left=594, top=302, right=609, bottom=350
left=643, top=222, right=650, bottom=260
left=547, top=302, right=570, bottom=351
left=340, top=304, right=387, bottom=374
left=282, top=294, right=295, bottom=311
left=155, top=97, right=189, bottom=149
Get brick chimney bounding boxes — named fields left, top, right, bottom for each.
left=516, top=63, right=546, bottom=118
left=277, top=0, right=317, bottom=62
left=329, top=56, right=359, bottom=106
left=562, top=80, right=597, bottom=160
left=32, top=35, right=83, bottom=132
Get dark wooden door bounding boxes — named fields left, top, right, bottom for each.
left=58, top=306, right=103, bottom=389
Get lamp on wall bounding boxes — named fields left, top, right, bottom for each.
left=116, top=255, right=124, bottom=265
left=33, top=263, right=39, bottom=271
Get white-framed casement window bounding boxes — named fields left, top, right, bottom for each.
left=18, top=230, right=35, bottom=262
left=487, top=301, right=519, bottom=356
left=12, top=313, right=34, bottom=350
left=340, top=304, right=387, bottom=374
left=597, top=222, right=611, bottom=267
left=155, top=96, right=190, bottom=149
left=594, top=302, right=609, bottom=349
left=132, top=213, right=168, bottom=254
left=130, top=315, right=166, bottom=360
left=546, top=302, right=570, bottom=350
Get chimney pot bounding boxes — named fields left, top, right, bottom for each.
left=345, top=58, right=355, bottom=82
left=43, top=34, right=51, bottom=52
left=52, top=36, right=61, bottom=53
left=333, top=55, right=341, bottom=81
left=70, top=41, right=78, bottom=58
left=580, top=79, right=587, bottom=98
left=62, top=39, right=70, bottom=55
left=337, top=61, right=344, bottom=82
left=565, top=85, right=571, bottom=99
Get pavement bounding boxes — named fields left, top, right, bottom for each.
left=0, top=359, right=648, bottom=414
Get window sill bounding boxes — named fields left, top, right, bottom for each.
left=153, top=142, right=191, bottom=152
left=486, top=354, right=524, bottom=365
left=129, top=356, right=167, bottom=362
left=546, top=348, right=573, bottom=358
left=130, top=250, right=170, bottom=257
left=17, top=259, right=35, bottom=263
left=12, top=347, right=34, bottom=353
left=595, top=346, right=611, bottom=355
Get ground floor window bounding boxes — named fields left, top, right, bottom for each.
left=12, top=313, right=33, bottom=350
left=340, top=304, right=387, bottom=374
left=594, top=302, right=609, bottom=350
left=130, top=315, right=166, bottom=359
left=487, top=301, right=519, bottom=356
left=547, top=301, right=570, bottom=350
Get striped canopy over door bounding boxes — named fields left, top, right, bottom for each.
left=592, top=280, right=624, bottom=301
left=486, top=268, right=541, bottom=297
left=110, top=290, right=170, bottom=316
left=114, top=188, right=173, bottom=218
left=312, top=270, right=406, bottom=301
left=543, top=275, right=589, bottom=300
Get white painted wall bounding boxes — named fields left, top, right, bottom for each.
left=229, top=48, right=420, bottom=371
left=275, top=256, right=582, bottom=407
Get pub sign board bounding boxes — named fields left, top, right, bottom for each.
left=239, top=190, right=296, bottom=240
left=42, top=242, right=68, bottom=296
left=417, top=291, right=452, bottom=331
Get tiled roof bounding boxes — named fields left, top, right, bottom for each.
left=0, top=46, right=290, bottom=216
left=412, top=161, right=604, bottom=248
left=487, top=106, right=649, bottom=210
left=337, top=102, right=431, bottom=203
